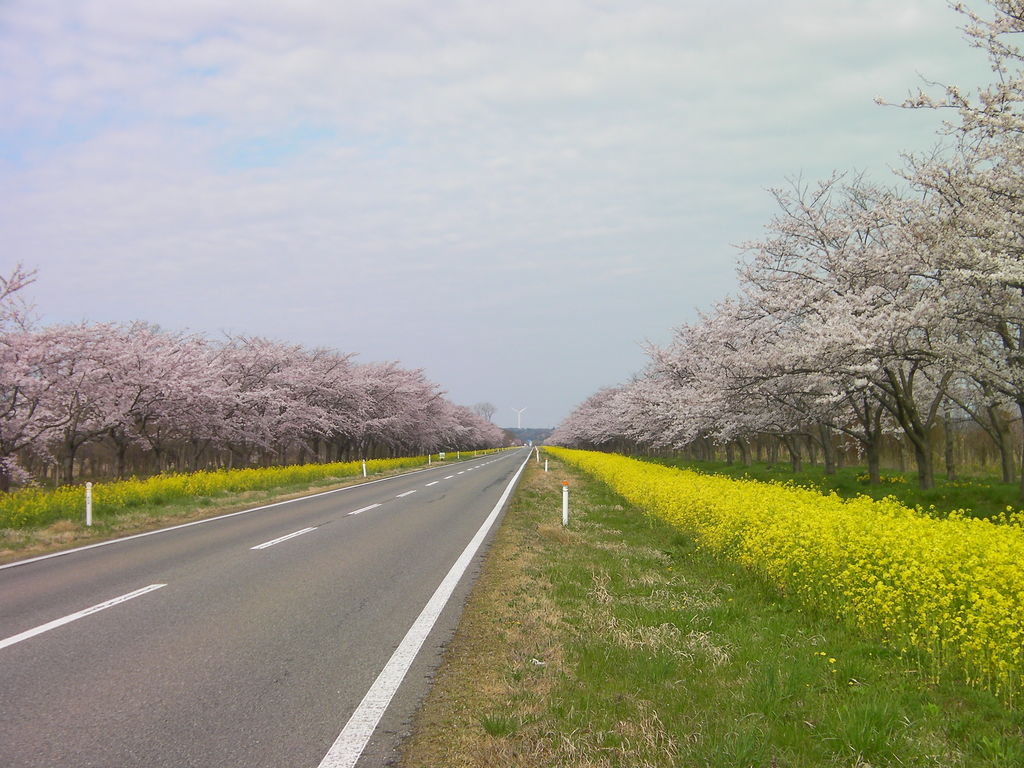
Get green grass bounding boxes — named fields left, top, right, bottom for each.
left=401, top=457, right=1024, bottom=767
left=479, top=713, right=519, bottom=737
left=640, top=456, right=1022, bottom=521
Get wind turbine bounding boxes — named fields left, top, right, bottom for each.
left=513, top=407, right=527, bottom=429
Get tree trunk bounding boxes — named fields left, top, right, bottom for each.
left=988, top=405, right=1016, bottom=484
left=878, top=366, right=946, bottom=490
left=912, top=440, right=935, bottom=490
left=943, top=405, right=957, bottom=482
left=725, top=443, right=734, bottom=465
left=1017, top=400, right=1024, bottom=503
left=865, top=440, right=881, bottom=485
left=60, top=451, right=76, bottom=486
left=1000, top=429, right=1016, bottom=485
left=737, top=440, right=752, bottom=466
left=115, top=442, right=128, bottom=480
left=189, top=439, right=211, bottom=472
left=818, top=423, right=836, bottom=475
left=781, top=435, right=802, bottom=473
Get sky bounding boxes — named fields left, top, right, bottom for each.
left=0, top=0, right=995, bottom=428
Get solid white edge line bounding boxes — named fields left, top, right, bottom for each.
left=0, top=584, right=167, bottom=652
left=346, top=504, right=381, bottom=517
left=250, top=526, right=317, bottom=550
left=0, top=457, right=506, bottom=572
left=317, top=453, right=531, bottom=768
left=395, top=490, right=416, bottom=498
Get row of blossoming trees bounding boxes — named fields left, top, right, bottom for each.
left=0, top=268, right=505, bottom=491
left=552, top=1, right=1024, bottom=495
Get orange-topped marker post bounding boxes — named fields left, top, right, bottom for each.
left=562, top=480, right=569, bottom=527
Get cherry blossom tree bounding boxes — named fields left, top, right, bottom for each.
left=887, top=0, right=1024, bottom=493
left=31, top=323, right=126, bottom=484
left=0, top=265, right=50, bottom=489
left=0, top=274, right=503, bottom=489
left=554, top=177, right=962, bottom=489
left=91, top=324, right=228, bottom=477
left=736, top=175, right=957, bottom=487
left=549, top=3, right=1024, bottom=491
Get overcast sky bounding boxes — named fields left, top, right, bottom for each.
left=1, top=1, right=993, bottom=428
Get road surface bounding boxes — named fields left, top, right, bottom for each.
left=0, top=448, right=530, bottom=767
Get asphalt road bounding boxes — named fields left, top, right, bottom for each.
left=0, top=447, right=531, bottom=767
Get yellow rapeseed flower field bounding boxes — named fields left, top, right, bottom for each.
left=548, top=447, right=1024, bottom=701
left=0, top=456, right=428, bottom=530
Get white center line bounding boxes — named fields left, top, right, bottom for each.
left=251, top=527, right=317, bottom=550
left=444, top=475, right=454, bottom=480
left=456, top=471, right=465, bottom=475
left=395, top=490, right=417, bottom=498
left=347, top=504, right=381, bottom=516
left=425, top=481, right=439, bottom=487
left=0, top=584, right=167, bottom=652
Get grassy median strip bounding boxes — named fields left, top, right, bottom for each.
left=400, top=456, right=1023, bottom=767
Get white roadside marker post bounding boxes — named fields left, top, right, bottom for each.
left=85, top=482, right=93, bottom=527
left=428, top=454, right=431, bottom=465
left=544, top=459, right=548, bottom=473
left=535, top=447, right=540, bottom=463
left=362, top=460, right=367, bottom=478
left=562, top=481, right=569, bottom=527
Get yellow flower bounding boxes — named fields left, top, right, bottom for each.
left=548, top=447, right=1024, bottom=703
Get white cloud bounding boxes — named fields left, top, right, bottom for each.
left=0, top=0, right=996, bottom=425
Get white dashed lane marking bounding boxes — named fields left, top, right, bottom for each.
left=0, top=584, right=167, bottom=652
left=251, top=527, right=317, bottom=550
left=347, top=504, right=381, bottom=516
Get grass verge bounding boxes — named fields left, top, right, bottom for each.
left=400, top=456, right=1023, bottom=767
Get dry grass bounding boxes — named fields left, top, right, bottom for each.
left=553, top=700, right=679, bottom=768
left=401, top=462, right=570, bottom=768
left=401, top=461, right=694, bottom=767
